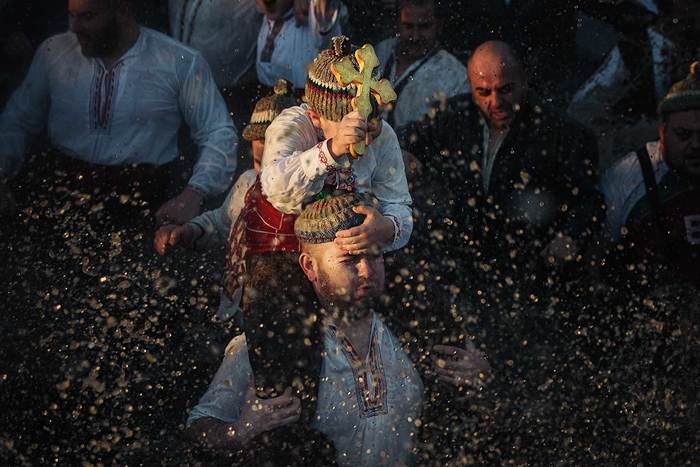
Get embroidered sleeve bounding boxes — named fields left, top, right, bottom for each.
left=371, top=122, right=413, bottom=252
left=179, top=53, right=238, bottom=197
left=260, top=108, right=346, bottom=214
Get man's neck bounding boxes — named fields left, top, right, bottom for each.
left=333, top=308, right=374, bottom=359
left=102, top=23, right=140, bottom=69
left=395, top=53, right=415, bottom=79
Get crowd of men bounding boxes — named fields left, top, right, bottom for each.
left=0, top=0, right=698, bottom=465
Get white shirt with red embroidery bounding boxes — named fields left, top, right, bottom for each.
left=255, top=0, right=347, bottom=89
left=0, top=28, right=237, bottom=196
left=169, top=0, right=260, bottom=88
left=260, top=104, right=413, bottom=251
left=187, top=313, right=424, bottom=466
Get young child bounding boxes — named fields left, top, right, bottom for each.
left=153, top=79, right=297, bottom=321
left=245, top=34, right=412, bottom=418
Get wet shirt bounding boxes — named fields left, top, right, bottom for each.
left=187, top=313, right=424, bottom=466
left=255, top=0, right=346, bottom=89
left=169, top=0, right=260, bottom=87
left=0, top=28, right=237, bottom=196
left=260, top=104, right=413, bottom=252
left=374, top=37, right=470, bottom=129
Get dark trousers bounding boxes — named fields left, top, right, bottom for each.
left=241, top=251, right=336, bottom=464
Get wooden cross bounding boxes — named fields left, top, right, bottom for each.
left=331, top=44, right=397, bottom=158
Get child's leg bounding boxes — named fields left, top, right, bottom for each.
left=242, top=252, right=324, bottom=423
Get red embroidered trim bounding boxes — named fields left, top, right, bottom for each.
left=317, top=142, right=335, bottom=173
left=92, top=62, right=122, bottom=130
left=328, top=322, right=388, bottom=418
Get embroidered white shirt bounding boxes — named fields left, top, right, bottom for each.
left=255, top=0, right=347, bottom=89
left=375, top=37, right=470, bottom=129
left=599, top=140, right=669, bottom=240
left=187, top=313, right=424, bottom=467
left=168, top=0, right=260, bottom=87
left=0, top=28, right=237, bottom=196
left=260, top=104, right=413, bottom=251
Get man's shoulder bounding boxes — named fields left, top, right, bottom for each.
left=397, top=93, right=477, bottom=145
left=140, top=27, right=201, bottom=61
left=425, top=93, right=477, bottom=126
left=526, top=97, right=594, bottom=138
left=375, top=37, right=397, bottom=63
left=432, top=49, right=466, bottom=72
left=37, top=32, right=81, bottom=61
left=605, top=141, right=662, bottom=180
left=600, top=143, right=657, bottom=202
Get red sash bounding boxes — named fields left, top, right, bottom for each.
left=223, top=177, right=299, bottom=301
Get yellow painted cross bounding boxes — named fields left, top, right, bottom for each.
left=331, top=44, right=397, bottom=158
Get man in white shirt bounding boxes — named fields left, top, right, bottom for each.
left=375, top=0, right=470, bottom=129
left=599, top=61, right=700, bottom=286
left=186, top=191, right=489, bottom=465
left=567, top=0, right=700, bottom=165
left=168, top=0, right=260, bottom=90
left=0, top=0, right=237, bottom=225
left=255, top=0, right=346, bottom=90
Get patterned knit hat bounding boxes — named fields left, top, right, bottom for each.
left=242, top=79, right=297, bottom=141
left=658, top=61, right=700, bottom=115
left=294, top=191, right=379, bottom=244
left=305, top=36, right=380, bottom=122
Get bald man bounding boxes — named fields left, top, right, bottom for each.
left=402, top=39, right=601, bottom=267
left=391, top=39, right=604, bottom=462
left=398, top=38, right=602, bottom=305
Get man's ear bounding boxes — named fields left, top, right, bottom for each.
left=659, top=122, right=667, bottom=157
left=299, top=251, right=317, bottom=283
left=306, top=108, right=323, bottom=129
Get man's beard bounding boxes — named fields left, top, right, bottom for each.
left=315, top=272, right=381, bottom=322
left=77, top=19, right=121, bottom=58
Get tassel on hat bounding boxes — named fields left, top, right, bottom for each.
left=658, top=61, right=700, bottom=115
left=242, top=79, right=297, bottom=141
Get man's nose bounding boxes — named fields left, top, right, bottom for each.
left=357, top=257, right=374, bottom=279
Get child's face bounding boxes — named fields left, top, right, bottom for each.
left=252, top=139, right=265, bottom=173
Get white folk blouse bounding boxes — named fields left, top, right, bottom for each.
left=0, top=28, right=237, bottom=196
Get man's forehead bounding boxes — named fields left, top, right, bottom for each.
left=400, top=4, right=435, bottom=21
left=668, top=110, right=700, bottom=128
left=468, top=64, right=520, bottom=87
left=68, top=0, right=109, bottom=13
left=304, top=240, right=344, bottom=258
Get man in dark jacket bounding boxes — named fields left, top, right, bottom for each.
left=401, top=41, right=602, bottom=292
left=388, top=40, right=605, bottom=463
